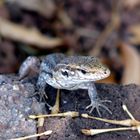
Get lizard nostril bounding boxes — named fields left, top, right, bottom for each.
left=77, top=69, right=87, bottom=74
left=104, top=71, right=107, bottom=74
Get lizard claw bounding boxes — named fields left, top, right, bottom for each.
left=86, top=99, right=112, bottom=117
left=27, top=87, right=48, bottom=102
left=38, top=90, right=48, bottom=102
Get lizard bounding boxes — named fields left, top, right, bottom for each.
left=19, top=53, right=111, bottom=116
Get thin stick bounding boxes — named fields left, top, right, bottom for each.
left=29, top=111, right=79, bottom=119
left=81, top=127, right=136, bottom=136
left=123, top=104, right=140, bottom=135
left=81, top=114, right=140, bottom=127
left=122, top=104, right=135, bottom=120
left=10, top=130, right=52, bottom=140
left=51, top=89, right=60, bottom=114
left=37, top=117, right=45, bottom=127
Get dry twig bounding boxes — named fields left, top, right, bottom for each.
left=10, top=130, right=52, bottom=140
left=81, top=127, right=136, bottom=136
left=29, top=111, right=79, bottom=119
left=81, top=104, right=140, bottom=136
left=51, top=89, right=60, bottom=114
left=82, top=113, right=140, bottom=127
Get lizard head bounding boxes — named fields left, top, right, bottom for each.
left=52, top=56, right=110, bottom=83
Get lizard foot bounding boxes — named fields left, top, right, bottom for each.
left=38, top=90, right=48, bottom=102
left=28, top=90, right=52, bottom=110
left=86, top=99, right=112, bottom=116
left=27, top=88, right=48, bottom=102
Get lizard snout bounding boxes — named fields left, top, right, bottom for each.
left=102, top=68, right=110, bottom=78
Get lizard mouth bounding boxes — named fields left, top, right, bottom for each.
left=65, top=70, right=110, bottom=82
left=83, top=69, right=110, bottom=81
left=94, top=70, right=110, bottom=80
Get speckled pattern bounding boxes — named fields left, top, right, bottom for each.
left=0, top=75, right=45, bottom=139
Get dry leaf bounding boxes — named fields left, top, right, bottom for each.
left=128, top=24, right=140, bottom=45
left=120, top=42, right=140, bottom=84
left=123, top=0, right=140, bottom=9
left=0, top=18, right=63, bottom=48
left=6, top=0, right=56, bottom=18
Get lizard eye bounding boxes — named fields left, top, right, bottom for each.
left=80, top=69, right=87, bottom=74
left=61, top=71, right=69, bottom=77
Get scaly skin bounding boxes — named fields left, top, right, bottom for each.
left=19, top=53, right=111, bottom=116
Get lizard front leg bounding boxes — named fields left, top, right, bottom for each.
left=86, top=83, right=112, bottom=116
left=36, top=71, right=50, bottom=101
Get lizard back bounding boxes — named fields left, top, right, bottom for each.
left=57, top=56, right=103, bottom=72
left=40, top=53, right=65, bottom=73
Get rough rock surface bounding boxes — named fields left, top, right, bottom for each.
left=0, top=75, right=45, bottom=140
left=0, top=74, right=140, bottom=140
